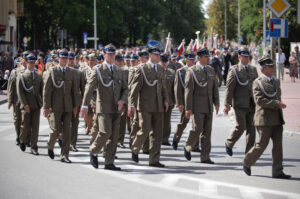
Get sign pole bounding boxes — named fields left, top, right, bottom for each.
left=277, top=38, right=281, bottom=80
left=263, top=0, right=266, bottom=55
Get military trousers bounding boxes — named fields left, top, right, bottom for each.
left=244, top=125, right=284, bottom=177
left=12, top=102, right=22, bottom=139
left=226, top=108, right=255, bottom=153
left=48, top=112, right=72, bottom=159
left=130, top=110, right=140, bottom=145
left=90, top=113, right=98, bottom=144
left=185, top=112, right=213, bottom=161
left=132, top=111, right=163, bottom=164
left=71, top=108, right=80, bottom=147
left=118, top=105, right=128, bottom=145
left=19, top=108, right=40, bottom=151
left=162, top=106, right=174, bottom=143
left=90, top=113, right=120, bottom=165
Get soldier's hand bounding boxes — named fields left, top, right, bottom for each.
left=279, top=102, right=287, bottom=109
left=80, top=107, right=88, bottom=118
left=185, top=110, right=192, bottom=119
left=178, top=105, right=184, bottom=113
left=118, top=100, right=124, bottom=112
left=165, top=102, right=169, bottom=112
left=8, top=102, right=12, bottom=110
left=223, top=104, right=231, bottom=114
left=43, top=108, right=50, bottom=117
left=24, top=105, right=30, bottom=113
left=215, top=105, right=220, bottom=115
left=73, top=107, right=78, bottom=116
left=128, top=107, right=135, bottom=118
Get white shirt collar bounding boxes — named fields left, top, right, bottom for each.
left=59, top=66, right=66, bottom=71
left=197, top=62, right=205, bottom=70
left=148, top=60, right=156, bottom=68
left=262, top=74, right=272, bottom=82
left=241, top=64, right=248, bottom=69
left=104, top=61, right=113, bottom=70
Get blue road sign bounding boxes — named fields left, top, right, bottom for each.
left=270, top=18, right=288, bottom=38
left=98, top=44, right=103, bottom=50
left=83, top=32, right=88, bottom=44
left=266, top=30, right=271, bottom=42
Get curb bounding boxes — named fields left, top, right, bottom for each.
left=284, top=130, right=300, bottom=140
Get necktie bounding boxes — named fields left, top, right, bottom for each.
left=110, top=65, right=114, bottom=77
left=31, top=71, right=34, bottom=80
left=62, top=68, right=65, bottom=80
left=154, top=64, right=157, bottom=72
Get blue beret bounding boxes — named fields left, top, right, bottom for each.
left=197, top=47, right=210, bottom=57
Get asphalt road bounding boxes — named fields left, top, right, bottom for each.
left=0, top=86, right=300, bottom=199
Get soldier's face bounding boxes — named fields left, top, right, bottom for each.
left=262, top=65, right=275, bottom=77
left=104, top=53, right=115, bottom=65
left=140, top=57, right=148, bottom=63
left=149, top=53, right=160, bottom=64
left=88, top=59, right=97, bottom=67
left=59, top=57, right=68, bottom=66
left=198, top=56, right=209, bottom=66
left=131, top=60, right=138, bottom=67
left=68, top=58, right=74, bottom=66
left=239, top=55, right=249, bottom=66
left=186, top=59, right=195, bottom=67
left=27, top=62, right=35, bottom=70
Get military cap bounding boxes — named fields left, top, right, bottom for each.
left=224, top=47, right=229, bottom=50
left=103, top=43, right=116, bottom=54
left=16, top=57, right=23, bottom=63
left=124, top=53, right=131, bottom=60
left=197, top=47, right=210, bottom=57
left=97, top=54, right=104, bottom=61
left=68, top=52, right=76, bottom=59
left=238, top=47, right=250, bottom=56
left=160, top=53, right=169, bottom=62
left=130, top=54, right=139, bottom=61
left=58, top=49, right=68, bottom=58
left=171, top=55, right=177, bottom=59
left=87, top=53, right=97, bottom=60
left=22, top=51, right=30, bottom=58
left=258, top=56, right=274, bottom=67
left=26, top=53, right=37, bottom=62
left=115, top=53, right=123, bottom=61
left=184, top=52, right=196, bottom=60
left=138, top=50, right=149, bottom=57
left=148, top=45, right=161, bottom=54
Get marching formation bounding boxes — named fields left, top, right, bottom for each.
left=6, top=43, right=291, bottom=179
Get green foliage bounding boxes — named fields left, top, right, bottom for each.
left=19, top=0, right=205, bottom=51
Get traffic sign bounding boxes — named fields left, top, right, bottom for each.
left=238, top=36, right=243, bottom=42
left=265, top=30, right=271, bottom=42
left=270, top=18, right=288, bottom=38
left=267, top=0, right=291, bottom=18
left=83, top=32, right=88, bottom=44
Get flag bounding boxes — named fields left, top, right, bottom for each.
left=177, top=39, right=186, bottom=56
left=193, top=39, right=198, bottom=53
left=186, top=39, right=194, bottom=53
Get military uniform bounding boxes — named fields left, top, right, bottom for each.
left=7, top=62, right=25, bottom=145
left=43, top=50, right=79, bottom=162
left=129, top=48, right=169, bottom=166
left=225, top=48, right=258, bottom=155
left=17, top=68, right=43, bottom=153
left=243, top=57, right=291, bottom=179
left=82, top=45, right=128, bottom=169
left=168, top=61, right=182, bottom=71
left=184, top=48, right=219, bottom=163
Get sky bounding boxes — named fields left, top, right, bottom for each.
left=203, top=0, right=212, bottom=18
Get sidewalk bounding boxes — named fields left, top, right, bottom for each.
left=0, top=90, right=8, bottom=105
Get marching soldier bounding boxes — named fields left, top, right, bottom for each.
left=138, top=50, right=149, bottom=64
left=7, top=57, right=26, bottom=145
left=243, top=56, right=291, bottom=179
left=224, top=47, right=258, bottom=156
left=43, top=49, right=79, bottom=163
left=172, top=52, right=198, bottom=151
left=128, top=45, right=169, bottom=167
left=184, top=47, right=219, bottom=164
left=80, top=44, right=128, bottom=170
left=16, top=53, right=43, bottom=155
left=222, top=47, right=232, bottom=85
left=160, top=53, right=175, bottom=146
left=67, top=51, right=85, bottom=152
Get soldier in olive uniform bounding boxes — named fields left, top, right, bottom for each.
left=160, top=53, right=175, bottom=145
left=43, top=49, right=79, bottom=163
left=224, top=48, right=258, bottom=156
left=172, top=52, right=199, bottom=151
left=80, top=44, right=128, bottom=170
left=184, top=48, right=219, bottom=164
left=7, top=56, right=26, bottom=145
left=128, top=46, right=169, bottom=168
left=230, top=48, right=239, bottom=66
left=67, top=52, right=85, bottom=152
left=17, top=54, right=43, bottom=155
left=243, top=57, right=291, bottom=179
